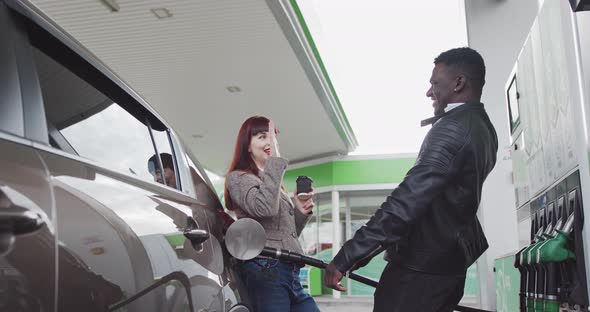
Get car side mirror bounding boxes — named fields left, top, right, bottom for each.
left=184, top=229, right=209, bottom=250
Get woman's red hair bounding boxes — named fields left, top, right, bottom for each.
left=224, top=116, right=275, bottom=210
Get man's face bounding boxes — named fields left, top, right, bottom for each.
left=154, top=167, right=177, bottom=189
left=426, top=63, right=456, bottom=116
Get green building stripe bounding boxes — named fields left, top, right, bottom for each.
left=283, top=157, right=415, bottom=190
left=332, top=158, right=415, bottom=185
left=285, top=162, right=334, bottom=189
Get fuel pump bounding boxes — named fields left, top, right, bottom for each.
left=518, top=211, right=541, bottom=312
left=534, top=199, right=567, bottom=312
left=537, top=213, right=575, bottom=261
left=526, top=207, right=547, bottom=312
left=514, top=245, right=529, bottom=311
left=559, top=186, right=587, bottom=311
left=502, top=1, right=590, bottom=310
left=515, top=176, right=589, bottom=312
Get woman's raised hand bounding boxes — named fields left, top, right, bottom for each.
left=269, top=120, right=280, bottom=157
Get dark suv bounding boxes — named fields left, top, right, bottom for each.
left=0, top=1, right=248, bottom=311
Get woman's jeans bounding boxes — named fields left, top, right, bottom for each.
left=240, top=259, right=319, bottom=312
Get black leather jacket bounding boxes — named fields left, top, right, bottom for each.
left=333, top=102, right=498, bottom=275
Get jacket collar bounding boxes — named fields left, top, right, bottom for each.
left=420, top=102, right=484, bottom=127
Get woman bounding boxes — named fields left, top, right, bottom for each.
left=225, top=116, right=319, bottom=312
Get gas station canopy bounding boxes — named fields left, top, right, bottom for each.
left=30, top=0, right=357, bottom=174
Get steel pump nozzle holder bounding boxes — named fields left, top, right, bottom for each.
left=529, top=213, right=560, bottom=312
left=517, top=209, right=566, bottom=312
left=536, top=214, right=576, bottom=264
left=529, top=227, right=547, bottom=312
left=515, top=174, right=590, bottom=312
left=533, top=213, right=576, bottom=312
left=514, top=206, right=565, bottom=312
left=517, top=225, right=545, bottom=312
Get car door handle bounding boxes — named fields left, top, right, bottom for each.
left=184, top=229, right=210, bottom=247
left=0, top=185, right=47, bottom=235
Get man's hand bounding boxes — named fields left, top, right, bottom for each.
left=324, top=261, right=346, bottom=291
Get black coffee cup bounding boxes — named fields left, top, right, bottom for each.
left=296, top=176, right=313, bottom=200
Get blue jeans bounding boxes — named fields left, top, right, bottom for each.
left=240, top=259, right=319, bottom=312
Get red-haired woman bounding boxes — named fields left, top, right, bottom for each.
left=224, top=116, right=319, bottom=312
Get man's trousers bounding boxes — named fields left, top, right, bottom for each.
left=373, top=263, right=466, bottom=312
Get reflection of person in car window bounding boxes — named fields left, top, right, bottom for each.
left=148, top=153, right=177, bottom=189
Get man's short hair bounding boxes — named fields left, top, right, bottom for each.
left=148, top=153, right=174, bottom=174
left=434, top=47, right=486, bottom=91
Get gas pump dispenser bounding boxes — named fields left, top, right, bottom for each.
left=512, top=176, right=588, bottom=311
left=512, top=175, right=588, bottom=311
left=501, top=1, right=590, bottom=311
left=535, top=176, right=588, bottom=311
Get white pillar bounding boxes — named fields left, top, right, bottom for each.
left=316, top=196, right=321, bottom=257
left=345, top=197, right=352, bottom=240
left=331, top=190, right=341, bottom=299
left=345, top=196, right=352, bottom=296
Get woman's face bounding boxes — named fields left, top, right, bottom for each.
left=249, top=131, right=271, bottom=168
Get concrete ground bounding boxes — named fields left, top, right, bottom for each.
left=315, top=296, right=373, bottom=312
left=314, top=295, right=480, bottom=312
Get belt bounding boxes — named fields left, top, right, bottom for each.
left=247, top=256, right=305, bottom=268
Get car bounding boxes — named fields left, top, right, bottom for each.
left=0, top=0, right=249, bottom=311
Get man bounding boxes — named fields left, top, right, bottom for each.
left=325, top=47, right=498, bottom=311
left=147, top=153, right=177, bottom=189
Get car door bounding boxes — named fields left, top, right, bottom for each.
left=7, top=2, right=226, bottom=311
left=38, top=151, right=224, bottom=312
left=0, top=139, right=56, bottom=312
left=184, top=151, right=252, bottom=311
left=0, top=3, right=56, bottom=311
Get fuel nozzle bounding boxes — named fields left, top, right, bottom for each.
left=518, top=227, right=545, bottom=312
left=537, top=214, right=576, bottom=264
left=535, top=213, right=576, bottom=312
left=514, top=246, right=529, bottom=311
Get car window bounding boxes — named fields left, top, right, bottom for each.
left=58, top=104, right=155, bottom=180
left=29, top=39, right=179, bottom=189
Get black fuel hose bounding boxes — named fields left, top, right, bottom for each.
left=259, top=246, right=495, bottom=312
left=260, top=247, right=379, bottom=287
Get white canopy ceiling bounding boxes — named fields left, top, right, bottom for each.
left=29, top=0, right=357, bottom=174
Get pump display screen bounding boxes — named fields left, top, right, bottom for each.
left=507, top=75, right=520, bottom=133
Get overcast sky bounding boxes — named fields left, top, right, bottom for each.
left=297, top=0, right=468, bottom=155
